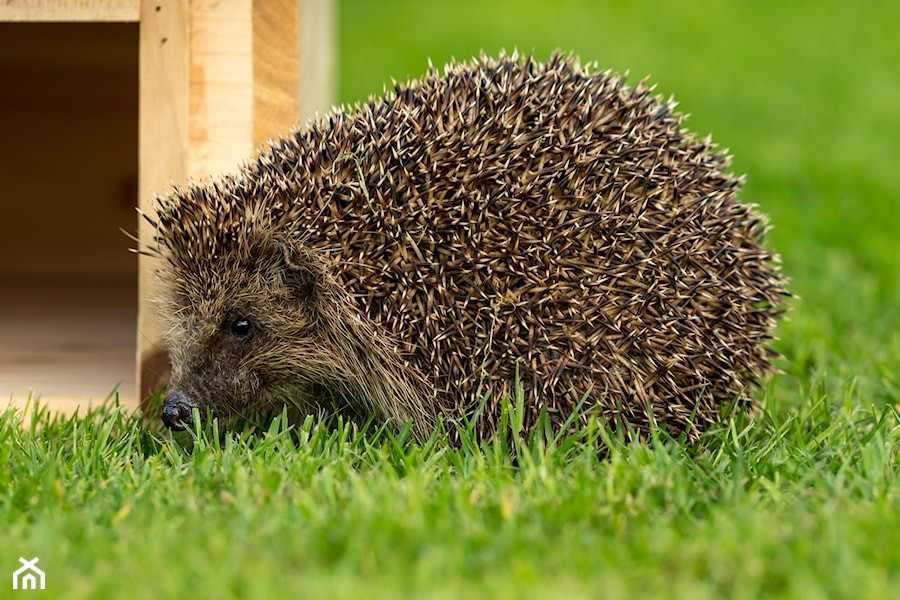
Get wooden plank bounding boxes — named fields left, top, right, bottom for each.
left=253, top=0, right=299, bottom=145
left=298, top=0, right=335, bottom=125
left=0, top=274, right=138, bottom=412
left=189, top=0, right=254, bottom=179
left=137, top=0, right=189, bottom=402
left=0, top=0, right=139, bottom=22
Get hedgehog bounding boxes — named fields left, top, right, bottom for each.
left=144, top=51, right=788, bottom=442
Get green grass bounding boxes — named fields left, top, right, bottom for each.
left=4, top=1, right=900, bottom=598
left=3, top=393, right=900, bottom=599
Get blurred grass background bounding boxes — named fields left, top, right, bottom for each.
left=338, top=0, right=900, bottom=408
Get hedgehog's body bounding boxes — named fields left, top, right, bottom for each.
left=151, top=53, right=786, bottom=440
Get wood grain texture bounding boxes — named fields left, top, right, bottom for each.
left=0, top=0, right=139, bottom=22
left=138, top=0, right=189, bottom=402
left=188, top=0, right=254, bottom=179
left=1, top=275, right=138, bottom=412
left=253, top=0, right=299, bottom=146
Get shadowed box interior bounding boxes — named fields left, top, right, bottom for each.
left=0, top=23, right=139, bottom=412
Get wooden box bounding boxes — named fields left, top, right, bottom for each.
left=0, top=0, right=333, bottom=414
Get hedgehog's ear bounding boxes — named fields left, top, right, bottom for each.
left=274, top=237, right=318, bottom=300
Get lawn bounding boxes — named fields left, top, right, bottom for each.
left=3, top=1, right=899, bottom=598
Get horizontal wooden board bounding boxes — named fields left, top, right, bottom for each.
left=0, top=273, right=138, bottom=408
left=0, top=0, right=139, bottom=22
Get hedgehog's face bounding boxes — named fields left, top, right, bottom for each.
left=160, top=234, right=333, bottom=431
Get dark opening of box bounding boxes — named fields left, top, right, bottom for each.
left=1, top=22, right=139, bottom=409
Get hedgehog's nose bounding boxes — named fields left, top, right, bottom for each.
left=161, top=394, right=194, bottom=431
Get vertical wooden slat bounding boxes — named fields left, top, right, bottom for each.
left=188, top=0, right=254, bottom=179
left=253, top=0, right=299, bottom=146
left=137, top=0, right=189, bottom=402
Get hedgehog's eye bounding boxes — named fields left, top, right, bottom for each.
left=230, top=317, right=254, bottom=340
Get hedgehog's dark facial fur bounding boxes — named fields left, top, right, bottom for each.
left=156, top=220, right=433, bottom=433
left=147, top=51, right=789, bottom=441
left=160, top=229, right=322, bottom=428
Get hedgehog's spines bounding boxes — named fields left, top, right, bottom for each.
left=153, top=52, right=788, bottom=440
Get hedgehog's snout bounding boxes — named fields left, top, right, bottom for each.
left=161, top=393, right=195, bottom=431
